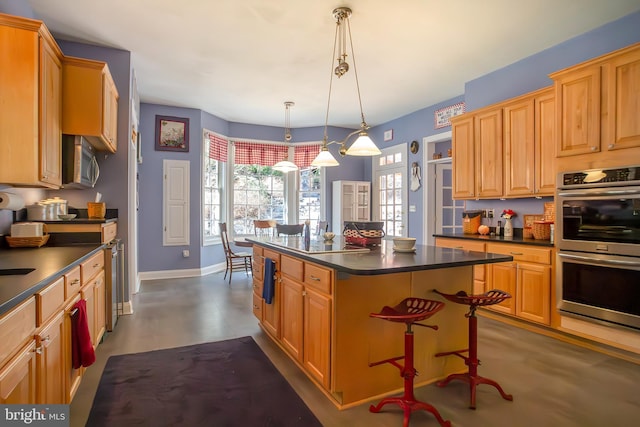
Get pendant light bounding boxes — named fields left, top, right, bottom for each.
left=273, top=101, right=298, bottom=172
left=311, top=7, right=381, bottom=168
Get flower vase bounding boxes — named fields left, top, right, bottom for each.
left=504, top=218, right=513, bottom=238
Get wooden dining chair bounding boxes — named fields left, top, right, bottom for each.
left=219, top=223, right=252, bottom=283
left=254, top=219, right=276, bottom=237
left=276, top=223, right=305, bottom=236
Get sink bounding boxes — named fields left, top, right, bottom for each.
left=0, top=268, right=36, bottom=276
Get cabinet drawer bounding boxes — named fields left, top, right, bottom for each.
left=252, top=262, right=263, bottom=283
left=435, top=238, right=486, bottom=253
left=36, top=276, right=65, bottom=326
left=487, top=243, right=551, bottom=264
left=64, top=266, right=81, bottom=300
left=102, top=222, right=117, bottom=244
left=0, top=297, right=36, bottom=367
left=252, top=277, right=263, bottom=296
left=253, top=245, right=264, bottom=263
left=252, top=291, right=263, bottom=320
left=304, top=263, right=332, bottom=295
left=81, top=251, right=104, bottom=284
left=281, top=255, right=303, bottom=282
left=263, top=249, right=281, bottom=270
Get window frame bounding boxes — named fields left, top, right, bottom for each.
left=202, top=129, right=226, bottom=246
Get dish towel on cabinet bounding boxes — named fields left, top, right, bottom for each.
left=263, top=258, right=276, bottom=304
left=71, top=299, right=96, bottom=369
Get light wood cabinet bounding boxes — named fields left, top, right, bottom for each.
left=485, top=242, right=552, bottom=325
left=451, top=115, right=476, bottom=199
left=475, top=108, right=503, bottom=198
left=333, top=181, right=371, bottom=232
left=36, top=311, right=65, bottom=404
left=0, top=341, right=37, bottom=404
left=303, top=286, right=331, bottom=389
left=251, top=246, right=264, bottom=320
left=551, top=42, right=640, bottom=169
left=280, top=276, right=304, bottom=362
left=261, top=249, right=281, bottom=338
left=63, top=294, right=82, bottom=403
left=45, top=221, right=118, bottom=244
left=62, top=56, right=119, bottom=152
left=0, top=14, right=62, bottom=188
left=434, top=238, right=486, bottom=294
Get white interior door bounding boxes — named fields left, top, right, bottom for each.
left=372, top=144, right=408, bottom=237
left=163, top=159, right=190, bottom=246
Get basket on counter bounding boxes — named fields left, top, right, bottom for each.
left=6, top=224, right=49, bottom=248
left=343, top=221, right=385, bottom=246
left=532, top=221, right=553, bottom=240
left=462, top=211, right=482, bottom=234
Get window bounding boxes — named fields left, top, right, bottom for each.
left=298, top=167, right=321, bottom=231
left=202, top=131, right=226, bottom=245
left=372, top=143, right=408, bottom=237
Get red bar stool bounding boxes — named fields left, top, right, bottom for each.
left=433, top=289, right=514, bottom=409
left=369, top=297, right=451, bottom=427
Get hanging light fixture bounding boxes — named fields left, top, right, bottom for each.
left=311, top=7, right=381, bottom=168
left=273, top=101, right=299, bottom=172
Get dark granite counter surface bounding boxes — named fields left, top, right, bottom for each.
left=434, top=232, right=554, bottom=247
left=0, top=245, right=103, bottom=315
left=247, top=236, right=513, bottom=276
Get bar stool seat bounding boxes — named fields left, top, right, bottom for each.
left=433, top=289, right=514, bottom=409
left=369, top=298, right=451, bottom=427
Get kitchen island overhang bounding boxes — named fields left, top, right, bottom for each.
left=247, top=236, right=513, bottom=409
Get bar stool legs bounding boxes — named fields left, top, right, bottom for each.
left=434, top=289, right=514, bottom=409
left=369, top=298, right=451, bottom=427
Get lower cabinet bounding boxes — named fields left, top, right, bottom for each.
left=435, top=238, right=487, bottom=294
left=36, top=311, right=65, bottom=404
left=281, top=276, right=304, bottom=362
left=261, top=249, right=281, bottom=338
left=0, top=341, right=37, bottom=404
left=303, top=286, right=331, bottom=389
left=64, top=294, right=82, bottom=403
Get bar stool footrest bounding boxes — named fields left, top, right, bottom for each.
left=369, top=396, right=452, bottom=427
left=437, top=372, right=513, bottom=409
left=435, top=348, right=469, bottom=359
left=369, top=355, right=404, bottom=368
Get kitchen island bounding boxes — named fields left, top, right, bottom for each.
left=247, top=236, right=513, bottom=409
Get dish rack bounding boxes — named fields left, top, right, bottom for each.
left=6, top=225, right=49, bottom=248
left=343, top=221, right=385, bottom=246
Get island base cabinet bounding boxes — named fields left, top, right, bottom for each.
left=303, top=287, right=331, bottom=389
left=280, top=277, right=303, bottom=362
left=0, top=341, right=37, bottom=404
left=332, top=269, right=469, bottom=406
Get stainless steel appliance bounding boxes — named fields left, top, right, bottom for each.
left=104, top=239, right=125, bottom=331
left=62, top=135, right=100, bottom=188
left=556, top=166, right=640, bottom=329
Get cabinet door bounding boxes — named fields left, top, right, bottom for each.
left=486, top=262, right=516, bottom=315
left=262, top=280, right=280, bottom=338
left=303, top=287, right=331, bottom=390
left=504, top=98, right=535, bottom=197
left=555, top=65, right=601, bottom=156
left=93, top=271, right=106, bottom=346
left=280, top=277, right=304, bottom=362
left=0, top=341, right=37, bottom=404
left=475, top=109, right=503, bottom=198
left=63, top=295, right=82, bottom=403
left=102, top=70, right=118, bottom=151
left=516, top=263, right=551, bottom=325
left=36, top=311, right=65, bottom=404
left=452, top=115, right=475, bottom=199
left=355, top=182, right=371, bottom=222
left=81, top=282, right=96, bottom=348
left=604, top=47, right=640, bottom=151
left=39, top=35, right=62, bottom=187
left=534, top=90, right=556, bottom=195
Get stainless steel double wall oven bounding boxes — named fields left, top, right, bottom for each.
left=556, top=166, right=640, bottom=330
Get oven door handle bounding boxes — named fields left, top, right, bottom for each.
left=557, top=188, right=640, bottom=197
left=559, top=252, right=640, bottom=267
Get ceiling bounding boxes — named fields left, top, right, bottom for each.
left=26, top=0, right=640, bottom=129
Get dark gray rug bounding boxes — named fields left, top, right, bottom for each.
left=86, top=336, right=322, bottom=426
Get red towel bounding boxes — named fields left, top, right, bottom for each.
left=71, top=299, right=96, bottom=369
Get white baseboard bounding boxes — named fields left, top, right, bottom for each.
left=137, top=262, right=227, bottom=283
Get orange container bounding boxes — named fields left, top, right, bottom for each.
left=87, top=202, right=106, bottom=219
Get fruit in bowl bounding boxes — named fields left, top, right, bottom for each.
left=478, top=225, right=490, bottom=235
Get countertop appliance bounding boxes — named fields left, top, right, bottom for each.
left=62, top=134, right=100, bottom=188
left=556, top=165, right=640, bottom=330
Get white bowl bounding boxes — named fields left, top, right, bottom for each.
left=323, top=232, right=335, bottom=241
left=393, top=237, right=416, bottom=250
left=58, top=214, right=77, bottom=220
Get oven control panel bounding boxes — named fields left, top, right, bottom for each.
left=559, top=166, right=640, bottom=188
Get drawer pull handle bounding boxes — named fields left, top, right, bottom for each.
left=310, top=276, right=321, bottom=281
left=510, top=252, right=523, bottom=255
left=34, top=346, right=43, bottom=355
left=93, top=263, right=100, bottom=268
left=454, top=246, right=464, bottom=249
left=71, top=279, right=80, bottom=285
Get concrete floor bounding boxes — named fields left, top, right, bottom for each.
left=71, top=272, right=640, bottom=426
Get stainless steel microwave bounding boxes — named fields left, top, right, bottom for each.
left=62, top=135, right=100, bottom=188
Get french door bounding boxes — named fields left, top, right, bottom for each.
left=373, top=144, right=408, bottom=237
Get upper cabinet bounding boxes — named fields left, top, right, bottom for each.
left=0, top=14, right=63, bottom=188
left=62, top=56, right=119, bottom=153
left=452, top=87, right=555, bottom=200
left=551, top=42, right=640, bottom=170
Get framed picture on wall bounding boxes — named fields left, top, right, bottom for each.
left=155, top=115, right=189, bottom=152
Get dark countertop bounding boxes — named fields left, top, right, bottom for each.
left=433, top=232, right=554, bottom=247
left=0, top=245, right=104, bottom=315
left=247, top=236, right=513, bottom=276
